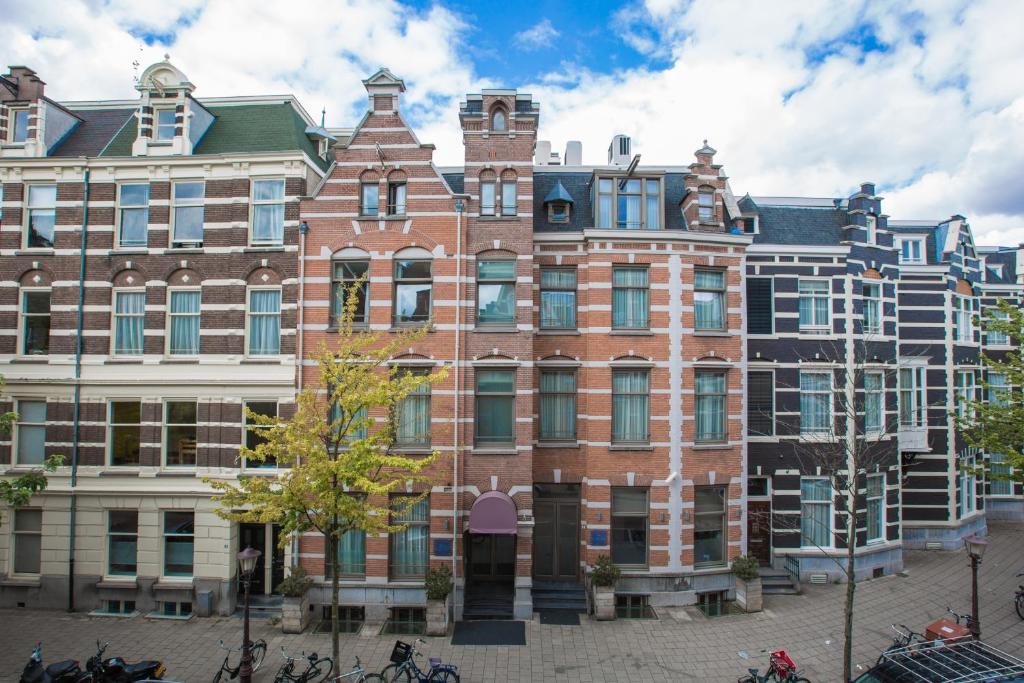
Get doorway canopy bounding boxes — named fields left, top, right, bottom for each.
left=469, top=491, right=517, bottom=534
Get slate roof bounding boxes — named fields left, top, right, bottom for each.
left=979, top=247, right=1018, bottom=285
left=543, top=180, right=573, bottom=204
left=49, top=107, right=134, bottom=157
left=887, top=221, right=940, bottom=265
left=739, top=196, right=848, bottom=246
left=534, top=172, right=593, bottom=232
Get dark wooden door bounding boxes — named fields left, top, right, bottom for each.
left=269, top=524, right=285, bottom=594
left=239, top=523, right=267, bottom=595
left=747, top=500, right=772, bottom=565
left=533, top=501, right=579, bottom=580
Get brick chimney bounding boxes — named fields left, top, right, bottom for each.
left=682, top=140, right=728, bottom=232
left=0, top=66, right=45, bottom=102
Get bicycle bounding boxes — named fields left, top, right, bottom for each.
left=875, top=624, right=924, bottom=664
left=211, top=638, right=268, bottom=683
left=326, top=656, right=385, bottom=682
left=737, top=649, right=810, bottom=683
left=1015, top=571, right=1024, bottom=620
left=380, top=639, right=459, bottom=682
left=946, top=605, right=978, bottom=631
left=273, top=648, right=333, bottom=683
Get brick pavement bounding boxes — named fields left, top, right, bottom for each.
left=2, top=522, right=1022, bottom=682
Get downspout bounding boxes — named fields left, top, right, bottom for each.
left=293, top=220, right=309, bottom=567
left=452, top=199, right=464, bottom=613
left=68, top=166, right=90, bottom=612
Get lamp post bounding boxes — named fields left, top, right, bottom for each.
left=963, top=534, right=988, bottom=640
left=237, top=546, right=262, bottom=683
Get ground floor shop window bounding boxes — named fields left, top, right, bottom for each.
left=694, top=485, right=726, bottom=567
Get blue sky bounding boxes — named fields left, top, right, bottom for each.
left=4, top=0, right=1024, bottom=244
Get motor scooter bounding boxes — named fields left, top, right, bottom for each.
left=85, top=641, right=165, bottom=682
left=19, top=643, right=89, bottom=683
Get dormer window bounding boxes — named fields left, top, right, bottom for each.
left=698, top=186, right=715, bottom=223
left=899, top=238, right=924, bottom=264
left=549, top=202, right=570, bottom=223
left=491, top=108, right=507, bottom=132
left=318, top=138, right=329, bottom=159
left=154, top=108, right=176, bottom=141
left=8, top=108, right=29, bottom=143
left=596, top=177, right=662, bottom=230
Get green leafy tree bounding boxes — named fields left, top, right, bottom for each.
left=208, top=284, right=448, bottom=664
left=0, top=377, right=63, bottom=526
left=957, top=298, right=1024, bottom=484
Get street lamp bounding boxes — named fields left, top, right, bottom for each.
left=963, top=534, right=988, bottom=640
left=237, top=546, right=262, bottom=683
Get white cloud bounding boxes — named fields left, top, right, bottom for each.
left=513, top=19, right=560, bottom=51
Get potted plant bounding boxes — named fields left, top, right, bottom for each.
left=732, top=554, right=762, bottom=612
left=424, top=565, right=452, bottom=636
left=276, top=565, right=314, bottom=633
left=590, top=555, right=620, bottom=621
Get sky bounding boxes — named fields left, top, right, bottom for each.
left=4, top=0, right=1024, bottom=245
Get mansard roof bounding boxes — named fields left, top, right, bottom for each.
left=49, top=107, right=135, bottom=157
left=739, top=196, right=848, bottom=246
left=978, top=246, right=1018, bottom=285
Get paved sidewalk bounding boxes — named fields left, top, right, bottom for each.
left=2, top=522, right=1022, bottom=682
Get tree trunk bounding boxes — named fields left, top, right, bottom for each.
left=330, top=515, right=340, bottom=667
left=843, top=498, right=857, bottom=682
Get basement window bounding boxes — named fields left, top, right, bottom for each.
left=615, top=594, right=656, bottom=619
left=382, top=607, right=425, bottom=635
left=318, top=606, right=365, bottom=634
left=150, top=600, right=192, bottom=619
left=95, top=599, right=137, bottom=616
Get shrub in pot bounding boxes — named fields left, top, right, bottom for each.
left=277, top=566, right=314, bottom=633
left=425, top=565, right=452, bottom=636
left=590, top=555, right=620, bottom=621
left=731, top=554, right=762, bottom=613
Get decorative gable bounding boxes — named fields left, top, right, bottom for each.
left=131, top=57, right=211, bottom=157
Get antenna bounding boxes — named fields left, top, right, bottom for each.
left=321, top=107, right=326, bottom=127
left=376, top=141, right=386, bottom=170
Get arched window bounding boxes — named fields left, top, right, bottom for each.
left=491, top=107, right=507, bottom=132
left=500, top=170, right=517, bottom=217
left=393, top=247, right=433, bottom=325
left=476, top=251, right=516, bottom=326
left=331, top=247, right=371, bottom=327
left=479, top=170, right=497, bottom=216
left=386, top=170, right=407, bottom=216
left=359, top=171, right=379, bottom=217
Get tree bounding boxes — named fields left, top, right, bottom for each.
left=0, top=377, right=62, bottom=526
left=208, top=286, right=448, bottom=664
left=957, top=298, right=1024, bottom=484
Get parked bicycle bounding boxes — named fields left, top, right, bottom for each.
left=737, top=649, right=810, bottom=683
left=272, top=648, right=333, bottom=683
left=1015, top=571, right=1024, bottom=620
left=211, top=638, right=268, bottom=683
left=380, top=639, right=459, bottom=682
left=875, top=624, right=924, bottom=664
left=946, top=606, right=978, bottom=631
left=326, top=656, right=385, bottom=682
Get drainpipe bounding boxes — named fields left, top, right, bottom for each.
left=68, top=166, right=90, bottom=612
left=452, top=199, right=464, bottom=613
left=293, top=220, right=309, bottom=567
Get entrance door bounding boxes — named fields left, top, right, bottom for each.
left=467, top=534, right=516, bottom=579
left=747, top=500, right=772, bottom=565
left=239, top=523, right=285, bottom=596
left=533, top=500, right=579, bottom=580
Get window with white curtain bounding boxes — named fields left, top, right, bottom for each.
left=395, top=368, right=431, bottom=448
left=866, top=474, right=885, bottom=542
left=862, top=282, right=881, bottom=335
left=986, top=310, right=1010, bottom=345
left=953, top=296, right=973, bottom=342
left=798, top=280, right=830, bottom=332
left=117, top=183, right=149, bottom=248
left=247, top=288, right=281, bottom=355
left=694, top=269, right=725, bottom=331
left=539, top=268, right=577, bottom=329
left=987, top=371, right=1007, bottom=406
left=167, top=289, right=200, bottom=356
left=389, top=495, right=428, bottom=579
left=171, top=181, right=204, bottom=247
left=113, top=290, right=146, bottom=356
left=333, top=519, right=366, bottom=578
left=989, top=454, right=1012, bottom=496
left=695, top=371, right=726, bottom=442
left=800, top=372, right=832, bottom=435
left=958, top=454, right=976, bottom=518
left=612, top=369, right=649, bottom=444
left=800, top=478, right=832, bottom=548
left=539, top=369, right=576, bottom=442
left=15, top=399, right=46, bottom=465
left=864, top=372, right=884, bottom=434
left=596, top=177, right=661, bottom=229
left=251, top=179, right=285, bottom=245
left=612, top=266, right=649, bottom=329
left=955, top=370, right=975, bottom=420
left=899, top=366, right=926, bottom=427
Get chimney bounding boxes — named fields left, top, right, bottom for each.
left=535, top=140, right=551, bottom=166
left=608, top=134, right=631, bottom=165
left=362, top=68, right=406, bottom=113
left=2, top=66, right=45, bottom=101
left=564, top=140, right=582, bottom=166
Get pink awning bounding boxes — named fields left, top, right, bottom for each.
left=469, top=491, right=517, bottom=535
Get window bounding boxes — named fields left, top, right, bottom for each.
left=480, top=172, right=496, bottom=216
left=596, top=177, right=662, bottom=229
left=747, top=371, right=774, bottom=436
left=800, top=478, right=832, bottom=548
left=539, top=369, right=576, bottom=442
left=389, top=496, right=428, bottom=579
left=9, top=108, right=30, bottom=143
left=395, top=369, right=431, bottom=448
left=15, top=400, right=46, bottom=465
left=862, top=282, right=881, bottom=335
left=103, top=599, right=136, bottom=615
left=955, top=370, right=975, bottom=420
left=109, top=400, right=141, bottom=466
left=616, top=594, right=656, bottom=619
left=476, top=259, right=516, bottom=325
left=986, top=310, right=1009, bottom=346
left=164, top=400, right=197, bottom=467
left=26, top=184, right=56, bottom=248
left=698, top=186, right=715, bottom=223
left=171, top=181, right=204, bottom=247
left=163, top=511, right=194, bottom=577
left=393, top=259, right=432, bottom=324
left=865, top=214, right=877, bottom=244
left=108, top=511, right=138, bottom=576
left=746, top=278, right=774, bottom=335
left=695, top=371, right=727, bottom=442
left=987, top=372, right=1007, bottom=406
left=159, top=601, right=192, bottom=618
left=331, top=260, right=369, bottom=326
left=500, top=171, right=516, bottom=217
left=475, top=369, right=515, bottom=446
left=252, top=179, right=285, bottom=245
left=899, top=367, right=926, bottom=427
left=612, top=369, right=649, bottom=444
left=866, top=474, right=884, bottom=543
left=798, top=280, right=830, bottom=331
left=113, top=290, right=145, bottom=356
left=694, top=486, right=726, bottom=567
left=20, top=289, right=50, bottom=355
left=989, top=453, right=1012, bottom=496
left=958, top=455, right=976, bottom=517
left=360, top=181, right=379, bottom=216
left=167, top=290, right=200, bottom=356
left=548, top=201, right=570, bottom=223
left=154, top=108, right=176, bottom=141
left=383, top=607, right=425, bottom=635
left=612, top=266, right=649, bottom=329
left=13, top=509, right=41, bottom=575
left=244, top=401, right=278, bottom=468
left=247, top=289, right=281, bottom=355
left=694, top=269, right=726, bottom=331
left=611, top=488, right=648, bottom=567
left=491, top=109, right=506, bottom=131
left=899, top=239, right=924, bottom=264
left=800, top=372, right=832, bottom=435
left=117, top=184, right=149, bottom=248
left=747, top=477, right=769, bottom=497
left=321, top=605, right=365, bottom=633
left=540, top=268, right=576, bottom=329
left=335, top=529, right=366, bottom=578
left=864, top=372, right=884, bottom=434
left=953, top=296, right=973, bottom=343
left=386, top=180, right=406, bottom=216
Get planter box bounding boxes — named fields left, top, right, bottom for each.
left=425, top=596, right=450, bottom=636
left=592, top=585, right=616, bottom=621
left=281, top=593, right=311, bottom=634
left=735, top=577, right=762, bottom=613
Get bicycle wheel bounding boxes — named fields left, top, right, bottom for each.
left=313, top=657, right=334, bottom=682
left=211, top=667, right=223, bottom=683
left=250, top=640, right=268, bottom=673
left=359, top=675, right=387, bottom=683
left=1016, top=593, right=1024, bottom=620
left=381, top=663, right=412, bottom=682
left=427, top=671, right=460, bottom=683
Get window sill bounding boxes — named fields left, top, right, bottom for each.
left=243, top=245, right=286, bottom=252
left=97, top=577, right=138, bottom=589
left=166, top=247, right=204, bottom=253
left=99, top=469, right=141, bottom=477
left=609, top=329, right=653, bottom=336
left=693, top=330, right=730, bottom=337
left=473, top=326, right=518, bottom=333
left=470, top=447, right=518, bottom=455
left=478, top=216, right=520, bottom=221
left=692, top=442, right=731, bottom=450
left=240, top=357, right=283, bottom=364
left=155, top=469, right=197, bottom=477
left=389, top=325, right=434, bottom=333
left=110, top=248, right=148, bottom=255
left=609, top=444, right=653, bottom=451
left=536, top=440, right=580, bottom=449
left=799, top=434, right=836, bottom=443
left=798, top=328, right=832, bottom=335
left=381, top=215, right=407, bottom=220
left=326, top=325, right=370, bottom=333
left=15, top=249, right=55, bottom=256
left=1, top=576, right=41, bottom=588
left=747, top=435, right=779, bottom=442
left=160, top=358, right=199, bottom=364
left=241, top=469, right=280, bottom=476
left=104, top=358, right=144, bottom=364
left=536, top=329, right=580, bottom=335
left=393, top=447, right=433, bottom=455
left=10, top=356, right=49, bottom=363
left=153, top=579, right=194, bottom=591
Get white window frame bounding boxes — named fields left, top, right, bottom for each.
left=163, top=399, right=198, bottom=468
left=989, top=453, right=1013, bottom=497
left=959, top=454, right=977, bottom=518
left=115, top=182, right=150, bottom=249
left=899, top=238, right=924, bottom=264
left=985, top=310, right=1010, bottom=346
left=800, top=477, right=833, bottom=549
left=7, top=106, right=30, bottom=143
left=18, top=287, right=50, bottom=356
left=864, top=371, right=885, bottom=437
left=170, top=180, right=204, bottom=248
left=111, top=288, right=146, bottom=357
left=953, top=296, right=973, bottom=343
left=799, top=370, right=833, bottom=437
left=14, top=398, right=47, bottom=466
left=898, top=366, right=927, bottom=427
left=23, top=183, right=57, bottom=250
left=862, top=282, right=881, bottom=335
left=866, top=474, right=885, bottom=543
left=865, top=214, right=877, bottom=244
left=12, top=508, right=42, bottom=576
left=249, top=177, right=286, bottom=246
left=165, top=287, right=201, bottom=357
left=798, top=279, right=831, bottom=332
left=154, top=107, right=176, bottom=142
left=245, top=287, right=282, bottom=357
left=955, top=370, right=975, bottom=420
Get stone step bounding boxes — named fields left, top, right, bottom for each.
left=531, top=588, right=585, bottom=600
left=533, top=599, right=587, bottom=612
left=762, top=585, right=800, bottom=595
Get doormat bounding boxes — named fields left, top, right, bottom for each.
left=539, top=610, right=580, bottom=626
left=451, top=620, right=526, bottom=646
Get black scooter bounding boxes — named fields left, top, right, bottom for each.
left=85, top=641, right=165, bottom=682
left=19, top=643, right=89, bottom=683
